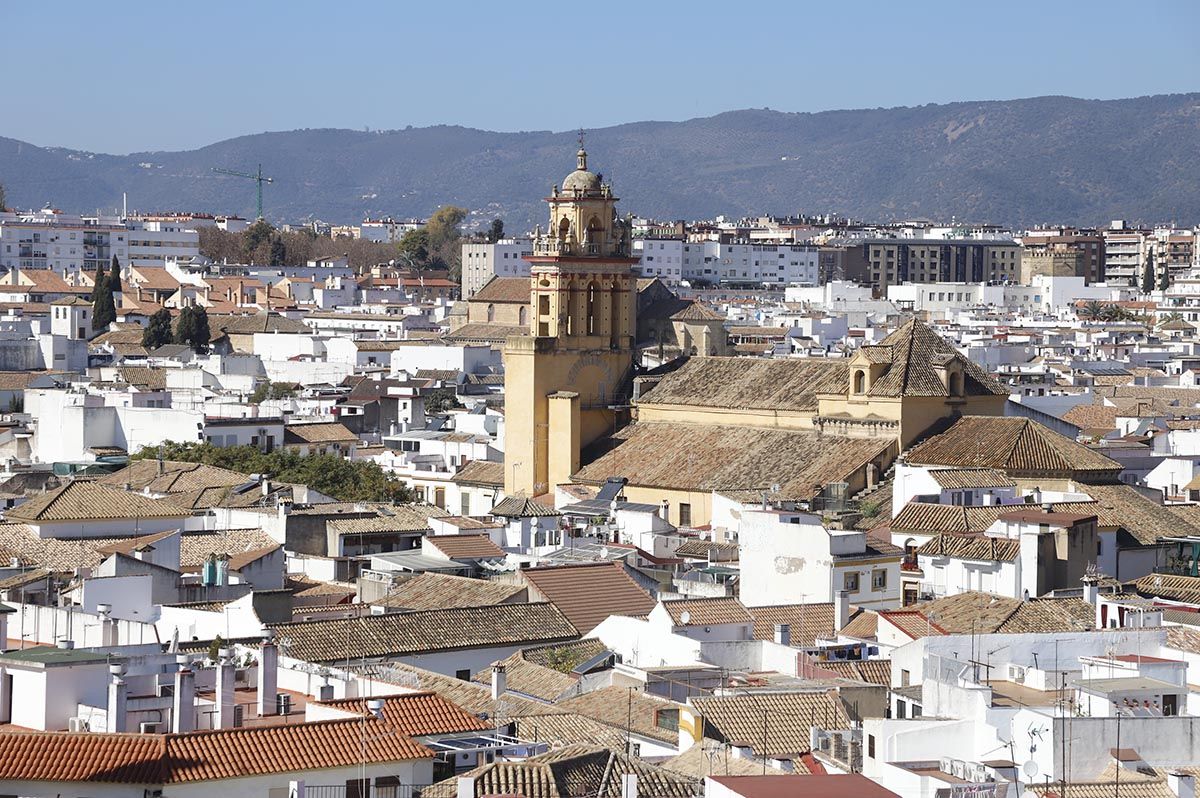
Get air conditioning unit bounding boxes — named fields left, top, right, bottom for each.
left=971, top=764, right=989, bottom=783
left=951, top=759, right=967, bottom=779
left=68, top=716, right=88, bottom=733
left=139, top=721, right=163, bottom=734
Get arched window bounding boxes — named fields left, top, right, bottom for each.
left=949, top=371, right=964, bottom=397
left=586, top=281, right=597, bottom=335
left=610, top=280, right=621, bottom=340
left=558, top=216, right=571, bottom=242
left=853, top=370, right=866, bottom=394
left=486, top=304, right=495, bottom=322
left=518, top=305, right=527, bottom=326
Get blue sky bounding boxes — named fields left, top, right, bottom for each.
left=8, top=0, right=1199, bottom=154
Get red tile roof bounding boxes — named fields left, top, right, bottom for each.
left=519, top=562, right=656, bottom=633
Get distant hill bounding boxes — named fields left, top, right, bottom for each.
left=2, top=93, right=1199, bottom=229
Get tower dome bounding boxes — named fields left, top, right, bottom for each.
left=562, top=147, right=601, bottom=192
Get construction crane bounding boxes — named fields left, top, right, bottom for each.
left=211, top=164, right=274, bottom=220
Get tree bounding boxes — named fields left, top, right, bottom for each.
left=424, top=205, right=468, bottom=282
left=1158, top=266, right=1170, bottom=292
left=426, top=387, right=461, bottom=413
left=0, top=182, right=6, bottom=211
left=108, top=254, right=122, bottom=294
left=91, top=271, right=116, bottom=332
left=1141, top=251, right=1156, bottom=294
left=141, top=308, right=173, bottom=349
left=130, top=440, right=416, bottom=503
left=487, top=218, right=505, bottom=243
left=1079, top=300, right=1105, bottom=320
left=269, top=236, right=287, bottom=267
left=243, top=219, right=275, bottom=262
left=174, top=306, right=211, bottom=353
left=397, top=228, right=430, bottom=265
left=249, top=381, right=297, bottom=404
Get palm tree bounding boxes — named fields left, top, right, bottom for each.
left=1079, top=300, right=1105, bottom=320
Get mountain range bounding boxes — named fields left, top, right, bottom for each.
left=2, top=93, right=1199, bottom=230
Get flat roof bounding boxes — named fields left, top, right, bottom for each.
left=0, top=646, right=113, bottom=667
left=1074, top=676, right=1182, bottom=694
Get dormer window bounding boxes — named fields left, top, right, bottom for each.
left=853, top=370, right=866, bottom=394
left=949, top=370, right=964, bottom=397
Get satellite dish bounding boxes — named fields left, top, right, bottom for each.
left=680, top=610, right=692, bottom=625
left=1022, top=760, right=1039, bottom=778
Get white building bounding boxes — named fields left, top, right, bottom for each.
left=461, top=238, right=533, bottom=298
left=359, top=217, right=424, bottom=243
left=633, top=239, right=819, bottom=287
left=738, top=508, right=902, bottom=609
left=0, top=210, right=200, bottom=276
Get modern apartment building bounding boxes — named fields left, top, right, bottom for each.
left=1019, top=226, right=1105, bottom=283
left=360, top=217, right=425, bottom=243
left=632, top=238, right=819, bottom=287
left=861, top=238, right=1021, bottom=292
left=460, top=238, right=533, bottom=298
left=0, top=210, right=200, bottom=276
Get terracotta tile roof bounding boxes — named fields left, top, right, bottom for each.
left=116, top=366, right=167, bottom=390
left=917, top=533, right=1021, bottom=563
left=473, top=657, right=579, bottom=703
left=639, top=356, right=846, bottom=413
left=423, top=534, right=505, bottom=560
left=312, top=691, right=491, bottom=735
left=814, top=659, right=892, bottom=687
left=555, top=687, right=685, bottom=745
left=282, top=421, right=358, bottom=444
left=1131, top=573, right=1200, bottom=604
left=574, top=422, right=892, bottom=501
left=511, top=712, right=627, bottom=748
left=663, top=597, right=754, bottom=626
left=209, top=313, right=309, bottom=335
left=0, top=523, right=190, bottom=571
left=286, top=574, right=358, bottom=601
left=269, top=602, right=578, bottom=663
left=880, top=610, right=948, bottom=639
left=690, top=691, right=850, bottom=757
left=363, top=661, right=549, bottom=717
left=452, top=459, right=505, bottom=487
left=96, top=460, right=251, bottom=494
left=745, top=603, right=836, bottom=646
left=471, top=276, right=532, bottom=304
left=421, top=745, right=699, bottom=798
left=856, top=319, right=1008, bottom=398
left=0, top=718, right=429, bottom=785
left=1082, top=483, right=1200, bottom=545
left=1166, top=625, right=1200, bottom=654
left=7, top=481, right=191, bottom=523
left=927, top=468, right=1016, bottom=490
left=905, top=416, right=1122, bottom=480
left=177, top=529, right=278, bottom=569
left=1062, top=402, right=1121, bottom=432
left=670, top=301, right=726, bottom=322
left=374, top=573, right=526, bottom=611
left=839, top=609, right=879, bottom=639
left=520, top=562, right=656, bottom=634
left=904, top=591, right=1094, bottom=635
left=674, top=539, right=739, bottom=560
left=327, top=505, right=450, bottom=536
left=491, top=496, right=562, bottom=518
left=443, top=322, right=528, bottom=344
left=661, top=742, right=795, bottom=778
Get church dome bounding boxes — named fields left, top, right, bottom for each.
left=561, top=148, right=601, bottom=192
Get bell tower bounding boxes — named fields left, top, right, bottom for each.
left=503, top=142, right=637, bottom=496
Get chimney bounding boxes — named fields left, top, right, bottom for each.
left=173, top=658, right=195, bottom=733
left=216, top=649, right=236, bottom=729
left=215, top=554, right=230, bottom=587
left=257, top=640, right=279, bottom=716
left=261, top=478, right=271, bottom=497
left=456, top=776, right=475, bottom=798
left=1082, top=573, right=1100, bottom=607
left=773, top=623, right=791, bottom=647
left=622, top=773, right=638, bottom=798
left=660, top=500, right=669, bottom=522
left=106, top=664, right=127, bottom=733
left=0, top=608, right=7, bottom=646
left=491, top=664, right=507, bottom=701
left=1168, top=772, right=1196, bottom=798
left=834, top=590, right=850, bottom=633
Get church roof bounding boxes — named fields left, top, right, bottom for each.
left=561, top=147, right=602, bottom=192
left=669, top=301, right=725, bottom=322
left=855, top=318, right=1008, bottom=398
left=471, top=277, right=530, bottom=304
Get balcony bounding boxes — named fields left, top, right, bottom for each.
left=302, top=785, right=414, bottom=798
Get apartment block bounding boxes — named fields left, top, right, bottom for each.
left=461, top=238, right=533, bottom=298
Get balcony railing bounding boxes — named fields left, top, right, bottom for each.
left=302, top=784, right=414, bottom=798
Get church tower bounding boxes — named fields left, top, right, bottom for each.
left=503, top=143, right=637, bottom=496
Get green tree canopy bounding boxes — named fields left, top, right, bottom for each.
left=243, top=219, right=275, bottom=262
left=109, top=254, right=122, bottom=294
left=397, top=228, right=430, bottom=265
left=174, top=306, right=211, bottom=353
left=1141, top=251, right=1156, bottom=294
left=269, top=236, right=287, bottom=267
left=487, top=218, right=505, bottom=243
left=91, top=271, right=116, bottom=332
left=249, top=381, right=297, bottom=404
left=131, top=440, right=414, bottom=503
left=141, top=308, right=174, bottom=350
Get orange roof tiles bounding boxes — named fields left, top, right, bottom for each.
left=519, top=562, right=656, bottom=633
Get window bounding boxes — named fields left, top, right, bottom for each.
left=901, top=669, right=910, bottom=687
left=868, top=734, right=875, bottom=759
left=455, top=669, right=470, bottom=681
left=872, top=569, right=887, bottom=591
left=896, top=701, right=906, bottom=719
left=853, top=370, right=866, bottom=394
left=843, top=572, right=859, bottom=592
left=678, top=503, right=692, bottom=527
left=655, top=708, right=679, bottom=731
left=911, top=705, right=922, bottom=718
